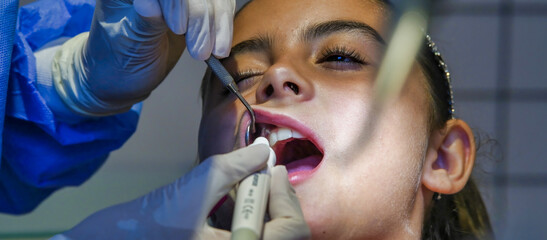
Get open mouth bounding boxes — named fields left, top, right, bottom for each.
left=250, top=123, right=324, bottom=176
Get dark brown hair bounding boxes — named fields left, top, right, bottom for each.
left=417, top=39, right=494, bottom=240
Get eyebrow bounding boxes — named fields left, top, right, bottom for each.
left=228, top=34, right=274, bottom=58
left=228, top=20, right=385, bottom=57
left=303, top=20, right=385, bottom=44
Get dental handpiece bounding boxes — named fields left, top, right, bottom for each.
left=204, top=56, right=256, bottom=145
left=205, top=57, right=274, bottom=240
left=230, top=137, right=275, bottom=240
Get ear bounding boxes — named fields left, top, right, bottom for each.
left=422, top=119, right=476, bottom=195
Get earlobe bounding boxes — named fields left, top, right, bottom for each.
left=422, top=119, right=476, bottom=195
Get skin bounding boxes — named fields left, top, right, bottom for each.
left=197, top=0, right=476, bottom=239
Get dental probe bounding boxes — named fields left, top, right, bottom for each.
left=205, top=57, right=274, bottom=240
left=205, top=56, right=256, bottom=145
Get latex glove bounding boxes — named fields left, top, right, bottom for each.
left=263, top=165, right=311, bottom=240
left=52, top=0, right=235, bottom=116
left=133, top=0, right=235, bottom=59
left=50, top=138, right=310, bottom=239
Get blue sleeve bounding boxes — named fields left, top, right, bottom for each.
left=0, top=0, right=142, bottom=214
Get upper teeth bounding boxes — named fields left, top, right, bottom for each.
left=268, top=127, right=305, bottom=146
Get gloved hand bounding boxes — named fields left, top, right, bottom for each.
left=50, top=138, right=310, bottom=240
left=51, top=0, right=235, bottom=116
left=133, top=0, right=235, bottom=59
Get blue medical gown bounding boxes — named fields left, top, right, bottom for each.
left=0, top=0, right=140, bottom=214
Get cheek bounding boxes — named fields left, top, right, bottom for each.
left=315, top=78, right=374, bottom=158
left=198, top=104, right=239, bottom=160
left=296, top=82, right=430, bottom=238
left=299, top=149, right=425, bottom=239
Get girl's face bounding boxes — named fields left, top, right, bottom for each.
left=199, top=0, right=433, bottom=238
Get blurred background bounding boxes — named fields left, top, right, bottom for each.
left=0, top=0, right=546, bottom=239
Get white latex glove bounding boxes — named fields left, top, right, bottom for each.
left=52, top=0, right=235, bottom=116
left=263, top=166, right=311, bottom=240
left=134, top=0, right=235, bottom=59
left=50, top=138, right=310, bottom=240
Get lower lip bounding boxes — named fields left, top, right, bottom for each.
left=284, top=155, right=322, bottom=185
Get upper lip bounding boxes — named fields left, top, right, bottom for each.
left=240, top=108, right=324, bottom=154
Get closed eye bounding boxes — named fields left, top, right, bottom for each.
left=221, top=69, right=263, bottom=96
left=234, top=69, right=264, bottom=85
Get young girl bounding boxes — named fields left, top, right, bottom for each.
left=55, top=0, right=492, bottom=239
left=198, top=0, right=493, bottom=239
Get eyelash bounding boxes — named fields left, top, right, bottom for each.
left=317, top=46, right=367, bottom=67
left=220, top=69, right=263, bottom=96
left=219, top=46, right=365, bottom=96
left=234, top=69, right=263, bottom=84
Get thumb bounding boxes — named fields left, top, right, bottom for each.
left=126, top=0, right=170, bottom=35
left=149, top=140, right=270, bottom=230
left=199, top=138, right=271, bottom=214
left=133, top=0, right=162, bottom=18
left=263, top=166, right=310, bottom=240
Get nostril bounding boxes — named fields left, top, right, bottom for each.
left=285, top=82, right=299, bottom=94
left=265, top=85, right=274, bottom=97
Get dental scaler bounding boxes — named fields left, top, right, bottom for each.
left=205, top=56, right=256, bottom=145
left=205, top=57, right=275, bottom=240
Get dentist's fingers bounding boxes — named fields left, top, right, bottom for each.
left=264, top=166, right=311, bottom=240
left=199, top=142, right=270, bottom=213
left=133, top=0, right=162, bottom=18
left=149, top=142, right=270, bottom=230
left=186, top=0, right=215, bottom=60
left=210, top=0, right=235, bottom=58
left=133, top=0, right=234, bottom=60
left=133, top=0, right=188, bottom=34
left=159, top=0, right=189, bottom=35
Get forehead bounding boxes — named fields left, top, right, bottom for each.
left=233, top=0, right=390, bottom=45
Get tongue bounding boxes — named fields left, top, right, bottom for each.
left=285, top=155, right=322, bottom=174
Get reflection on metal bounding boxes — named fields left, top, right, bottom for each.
left=205, top=56, right=256, bottom=146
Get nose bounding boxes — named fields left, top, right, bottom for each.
left=255, top=63, right=313, bottom=104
